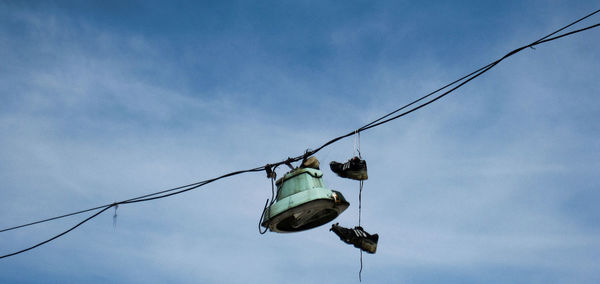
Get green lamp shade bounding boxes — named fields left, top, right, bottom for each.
left=261, top=167, right=349, bottom=233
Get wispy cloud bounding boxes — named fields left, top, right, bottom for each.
left=1, top=2, right=599, bottom=283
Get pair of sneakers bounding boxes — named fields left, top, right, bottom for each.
left=329, top=157, right=374, bottom=252
left=330, top=223, right=378, bottom=254
left=329, top=156, right=368, bottom=180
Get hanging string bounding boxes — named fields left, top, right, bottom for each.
left=353, top=130, right=362, bottom=158
left=359, top=250, right=363, bottom=282
left=359, top=180, right=363, bottom=226
left=356, top=128, right=365, bottom=281
left=112, top=204, right=118, bottom=228
left=358, top=179, right=364, bottom=281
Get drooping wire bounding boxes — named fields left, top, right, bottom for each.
left=259, top=165, right=278, bottom=234
left=121, top=167, right=265, bottom=204
left=0, top=176, right=239, bottom=233
left=1, top=10, right=599, bottom=259
left=357, top=23, right=600, bottom=134
left=0, top=204, right=114, bottom=260
left=0, top=205, right=111, bottom=233
left=1, top=168, right=264, bottom=259
left=258, top=197, right=271, bottom=235
left=358, top=9, right=600, bottom=132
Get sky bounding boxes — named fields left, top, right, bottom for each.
left=1, top=1, right=599, bottom=283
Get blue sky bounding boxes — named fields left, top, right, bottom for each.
left=1, top=1, right=599, bottom=283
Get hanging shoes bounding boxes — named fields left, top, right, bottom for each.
left=330, top=223, right=378, bottom=254
left=330, top=156, right=368, bottom=180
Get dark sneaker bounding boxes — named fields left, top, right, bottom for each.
left=330, top=223, right=378, bottom=254
left=329, top=156, right=368, bottom=180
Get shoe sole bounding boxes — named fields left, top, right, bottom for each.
left=340, top=170, right=368, bottom=181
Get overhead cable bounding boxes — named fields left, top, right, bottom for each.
left=1, top=9, right=599, bottom=259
